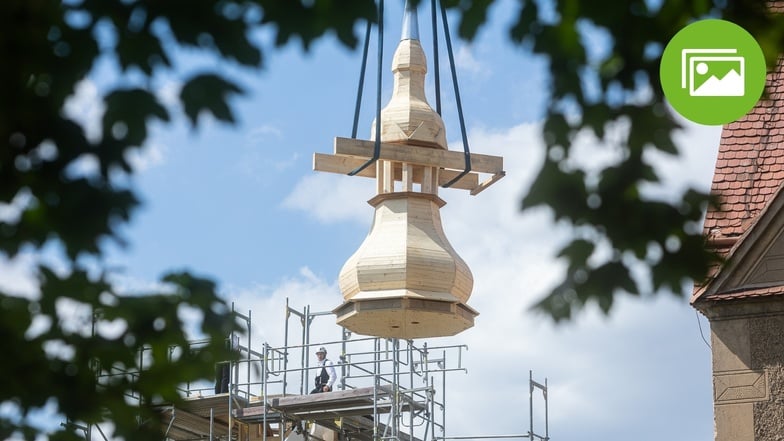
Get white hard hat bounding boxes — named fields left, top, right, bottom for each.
left=316, top=347, right=327, bottom=354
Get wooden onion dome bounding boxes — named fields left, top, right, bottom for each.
left=313, top=1, right=505, bottom=338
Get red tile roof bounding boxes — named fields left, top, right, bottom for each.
left=704, top=63, right=784, bottom=250
left=694, top=60, right=784, bottom=303
left=700, top=284, right=784, bottom=301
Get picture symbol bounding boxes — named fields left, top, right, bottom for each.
left=681, top=48, right=745, bottom=97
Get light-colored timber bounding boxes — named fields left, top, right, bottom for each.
left=313, top=153, right=480, bottom=190
left=335, top=190, right=476, bottom=338
left=369, top=37, right=447, bottom=150
left=161, top=407, right=232, bottom=440
left=312, top=0, right=503, bottom=339
left=333, top=137, right=503, bottom=175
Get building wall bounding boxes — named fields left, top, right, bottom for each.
left=749, top=315, right=784, bottom=440
left=703, top=300, right=784, bottom=441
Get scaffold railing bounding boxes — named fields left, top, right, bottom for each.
left=87, top=300, right=548, bottom=441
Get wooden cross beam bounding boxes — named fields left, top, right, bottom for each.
left=313, top=137, right=505, bottom=195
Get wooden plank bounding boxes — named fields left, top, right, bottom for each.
left=423, top=166, right=434, bottom=193
left=376, top=161, right=384, bottom=194
left=235, top=405, right=269, bottom=418
left=161, top=408, right=231, bottom=438
left=272, top=387, right=381, bottom=408
left=316, top=415, right=422, bottom=441
left=176, top=393, right=248, bottom=417
left=402, top=163, right=414, bottom=191
left=383, top=160, right=394, bottom=193
left=313, top=153, right=479, bottom=190
left=334, top=137, right=503, bottom=174
left=470, top=171, right=506, bottom=196
left=164, top=426, right=202, bottom=441
left=314, top=153, right=376, bottom=178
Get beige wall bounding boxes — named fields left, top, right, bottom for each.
left=749, top=316, right=784, bottom=440
left=701, top=300, right=784, bottom=441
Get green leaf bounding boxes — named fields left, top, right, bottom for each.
left=180, top=73, right=244, bottom=126
left=103, top=88, right=170, bottom=148
left=455, top=0, right=494, bottom=41
left=522, top=158, right=589, bottom=222
left=259, top=0, right=376, bottom=50
left=557, top=239, right=596, bottom=270
left=116, top=28, right=171, bottom=75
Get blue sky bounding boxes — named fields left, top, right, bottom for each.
left=1, top=1, right=726, bottom=440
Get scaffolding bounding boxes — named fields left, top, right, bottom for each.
left=151, top=300, right=468, bottom=441
left=87, top=300, right=549, bottom=441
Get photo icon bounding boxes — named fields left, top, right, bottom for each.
left=681, top=48, right=745, bottom=97
left=660, top=19, right=766, bottom=125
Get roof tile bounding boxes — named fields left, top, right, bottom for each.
left=697, top=58, right=784, bottom=302
left=702, top=285, right=784, bottom=301
left=703, top=58, right=784, bottom=240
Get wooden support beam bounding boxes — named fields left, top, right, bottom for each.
left=383, top=160, right=394, bottom=193
left=160, top=408, right=231, bottom=439
left=470, top=171, right=507, bottom=196
left=271, top=386, right=382, bottom=408
left=402, top=163, right=414, bottom=191
left=314, top=153, right=479, bottom=190
left=313, top=153, right=376, bottom=178
left=423, top=166, right=434, bottom=194
left=333, top=137, right=503, bottom=174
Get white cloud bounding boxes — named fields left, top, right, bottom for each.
left=63, top=79, right=104, bottom=143
left=651, top=121, right=722, bottom=194
left=0, top=253, right=39, bottom=299
left=232, top=124, right=302, bottom=180
left=157, top=79, right=182, bottom=108
left=246, top=124, right=284, bottom=146
left=126, top=142, right=168, bottom=172
left=456, top=44, right=489, bottom=77
left=225, top=267, right=342, bottom=343
left=63, top=153, right=100, bottom=178
left=107, top=272, right=176, bottom=295
left=282, top=173, right=373, bottom=224
left=235, top=150, right=302, bottom=180
left=0, top=189, right=33, bottom=224
left=270, top=119, right=718, bottom=440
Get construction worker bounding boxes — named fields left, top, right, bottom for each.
left=310, top=346, right=337, bottom=393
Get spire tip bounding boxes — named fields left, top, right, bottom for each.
left=402, top=0, right=420, bottom=40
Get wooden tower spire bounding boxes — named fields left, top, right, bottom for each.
left=313, top=1, right=505, bottom=338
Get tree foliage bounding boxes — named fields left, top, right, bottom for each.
left=1, top=0, right=372, bottom=439
left=2, top=0, right=784, bottom=439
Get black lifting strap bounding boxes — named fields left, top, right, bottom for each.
left=348, top=0, right=472, bottom=186
left=438, top=0, right=472, bottom=188
left=351, top=19, right=373, bottom=140
left=431, top=0, right=441, bottom=115
left=349, top=0, right=384, bottom=176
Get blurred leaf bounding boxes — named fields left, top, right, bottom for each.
left=259, top=0, right=376, bottom=49
left=103, top=88, right=170, bottom=148
left=3, top=1, right=784, bottom=438
left=180, top=73, right=244, bottom=126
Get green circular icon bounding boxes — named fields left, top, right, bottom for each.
left=660, top=19, right=766, bottom=125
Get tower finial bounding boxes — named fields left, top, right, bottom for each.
left=401, top=0, right=419, bottom=40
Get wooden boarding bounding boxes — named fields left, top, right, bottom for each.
left=270, top=387, right=386, bottom=418
left=157, top=394, right=253, bottom=440
left=234, top=405, right=281, bottom=422
left=313, top=137, right=504, bottom=195
left=175, top=393, right=248, bottom=417
left=333, top=138, right=502, bottom=174
left=316, top=415, right=423, bottom=441
left=161, top=407, right=231, bottom=440
left=313, top=153, right=479, bottom=190
left=235, top=387, right=425, bottom=421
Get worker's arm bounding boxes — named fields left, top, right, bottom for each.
left=326, top=360, right=337, bottom=389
